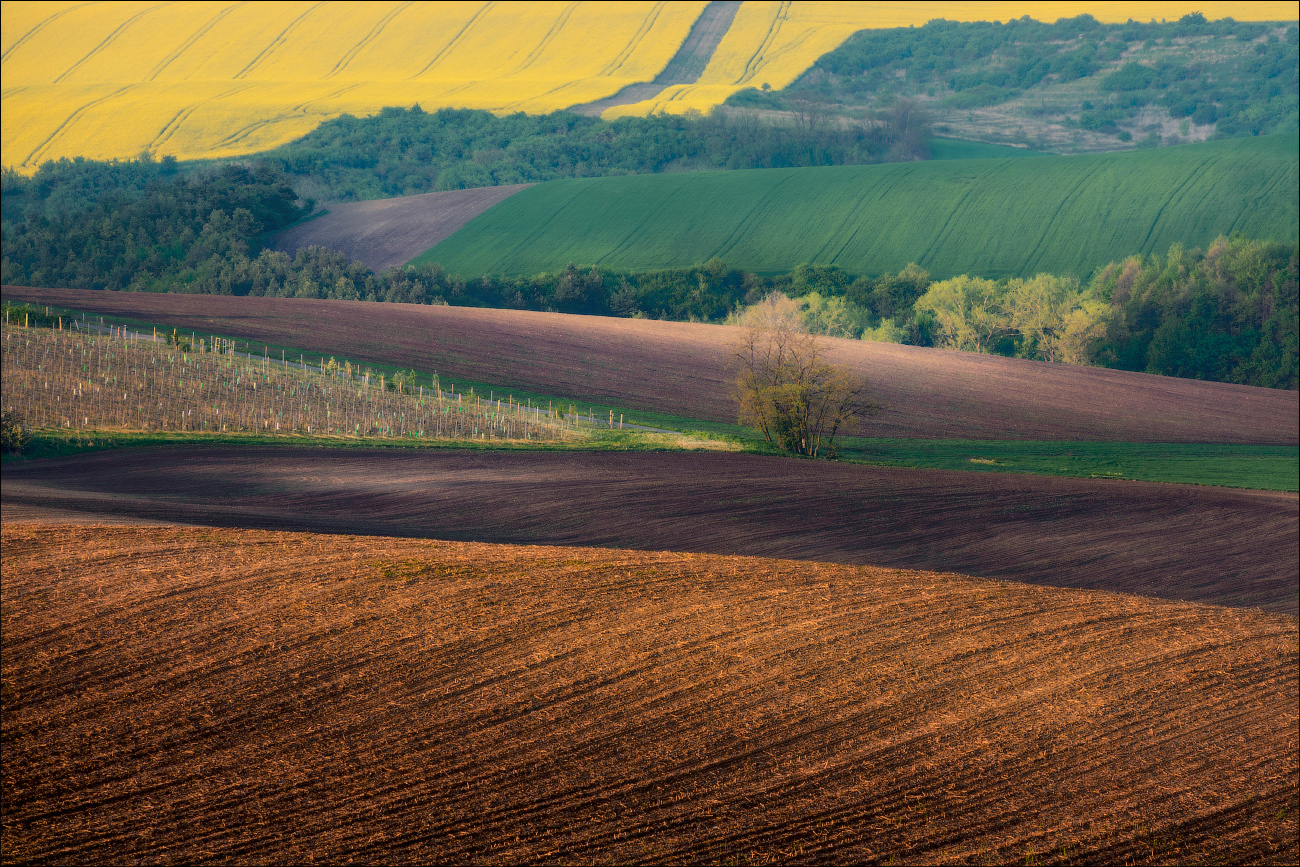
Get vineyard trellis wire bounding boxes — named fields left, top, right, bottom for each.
left=1, top=323, right=585, bottom=443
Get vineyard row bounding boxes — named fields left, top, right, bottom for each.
left=1, top=324, right=584, bottom=443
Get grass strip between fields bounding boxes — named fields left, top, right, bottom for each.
left=838, top=438, right=1300, bottom=492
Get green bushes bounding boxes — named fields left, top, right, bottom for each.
left=1, top=410, right=30, bottom=454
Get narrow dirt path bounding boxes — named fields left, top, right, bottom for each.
left=568, top=0, right=742, bottom=116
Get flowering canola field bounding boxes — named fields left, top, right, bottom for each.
left=3, top=1, right=1294, bottom=170
left=1, top=0, right=706, bottom=169
left=603, top=1, right=1299, bottom=118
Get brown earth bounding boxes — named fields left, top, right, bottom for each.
left=4, top=447, right=1295, bottom=616
left=269, top=184, right=533, bottom=271
left=2, top=524, right=1296, bottom=865
left=4, top=288, right=1296, bottom=444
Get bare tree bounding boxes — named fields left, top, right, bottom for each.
left=732, top=294, right=877, bottom=458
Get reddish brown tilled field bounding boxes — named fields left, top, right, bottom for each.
left=4, top=447, right=1296, bottom=615
left=6, top=287, right=1295, bottom=443
left=2, top=525, right=1295, bottom=865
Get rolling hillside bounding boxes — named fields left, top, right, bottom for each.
left=6, top=448, right=1296, bottom=614
left=7, top=288, right=1297, bottom=444
left=4, top=2, right=1293, bottom=169
left=415, top=131, right=1299, bottom=278
left=2, top=524, right=1296, bottom=863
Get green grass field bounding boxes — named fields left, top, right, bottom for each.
left=837, top=438, right=1299, bottom=492
left=415, top=132, right=1298, bottom=279
left=928, top=138, right=1050, bottom=160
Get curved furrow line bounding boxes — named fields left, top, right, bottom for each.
left=148, top=83, right=257, bottom=153
left=232, top=0, right=326, bottom=80
left=22, top=84, right=137, bottom=168
left=2, top=1, right=95, bottom=64
left=143, top=1, right=246, bottom=82
left=324, top=1, right=415, bottom=80
left=739, top=15, right=818, bottom=87
left=737, top=0, right=790, bottom=85
left=596, top=0, right=667, bottom=78
left=52, top=2, right=171, bottom=85
left=507, top=0, right=580, bottom=77
left=1137, top=147, right=1221, bottom=255
left=407, top=2, right=495, bottom=80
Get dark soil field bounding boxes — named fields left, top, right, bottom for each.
left=4, top=288, right=1296, bottom=444
left=3, top=525, right=1295, bottom=864
left=269, top=185, right=533, bottom=271
left=4, top=447, right=1295, bottom=616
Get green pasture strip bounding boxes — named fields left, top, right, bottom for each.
left=415, top=133, right=1297, bottom=279
left=837, top=438, right=1300, bottom=492
left=928, top=138, right=1051, bottom=160
left=2, top=427, right=742, bottom=464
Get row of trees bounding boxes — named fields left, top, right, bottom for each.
left=771, top=237, right=1297, bottom=390
left=263, top=105, right=922, bottom=202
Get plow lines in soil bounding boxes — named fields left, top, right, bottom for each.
left=3, top=448, right=1295, bottom=615
left=2, top=524, right=1296, bottom=863
left=7, top=288, right=1296, bottom=445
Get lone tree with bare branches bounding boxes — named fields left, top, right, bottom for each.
left=732, top=293, right=878, bottom=458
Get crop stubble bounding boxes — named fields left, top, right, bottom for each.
left=1, top=524, right=1295, bottom=864
left=4, top=288, right=1295, bottom=445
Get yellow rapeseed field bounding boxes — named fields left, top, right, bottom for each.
left=603, top=1, right=1300, bottom=118
left=1, top=0, right=706, bottom=168
left=2, top=1, right=1295, bottom=169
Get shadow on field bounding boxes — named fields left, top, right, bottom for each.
left=4, top=446, right=1295, bottom=616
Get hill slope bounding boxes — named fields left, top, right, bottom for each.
left=5, top=3, right=1294, bottom=168
left=5, top=448, right=1296, bottom=614
left=5, top=288, right=1297, bottom=444
left=3, top=525, right=1296, bottom=863
left=416, top=132, right=1299, bottom=278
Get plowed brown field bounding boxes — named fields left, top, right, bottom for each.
left=2, top=525, right=1296, bottom=865
left=5, top=287, right=1295, bottom=443
left=270, top=185, right=534, bottom=272
left=4, top=448, right=1296, bottom=615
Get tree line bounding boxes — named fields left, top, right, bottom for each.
left=258, top=105, right=927, bottom=203
left=2, top=155, right=1294, bottom=389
